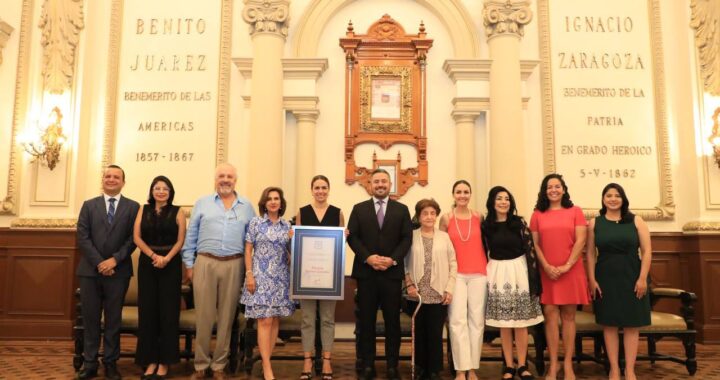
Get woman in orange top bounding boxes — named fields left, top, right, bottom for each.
left=439, top=180, right=488, bottom=380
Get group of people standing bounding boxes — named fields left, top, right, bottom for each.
left=75, top=164, right=652, bottom=380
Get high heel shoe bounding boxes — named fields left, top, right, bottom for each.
left=299, top=355, right=313, bottom=379
left=321, top=355, right=333, bottom=380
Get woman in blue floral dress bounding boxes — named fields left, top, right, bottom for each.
left=241, top=186, right=295, bottom=380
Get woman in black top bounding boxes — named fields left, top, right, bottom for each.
left=133, top=176, right=186, bottom=379
left=295, top=175, right=345, bottom=380
left=482, top=186, right=543, bottom=380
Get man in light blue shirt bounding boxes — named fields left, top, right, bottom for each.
left=182, top=163, right=255, bottom=379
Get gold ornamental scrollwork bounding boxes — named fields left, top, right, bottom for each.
left=690, top=0, right=720, bottom=96
left=682, top=221, right=720, bottom=234
left=360, top=66, right=412, bottom=134
left=11, top=218, right=77, bottom=229
left=482, top=0, right=533, bottom=40
left=242, top=0, right=289, bottom=38
left=39, top=0, right=85, bottom=94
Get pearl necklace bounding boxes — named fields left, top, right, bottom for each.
left=453, top=208, right=472, bottom=242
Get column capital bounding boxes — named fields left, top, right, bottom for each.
left=482, top=0, right=533, bottom=41
left=242, top=0, right=290, bottom=39
left=292, top=110, right=320, bottom=122
left=451, top=111, right=481, bottom=123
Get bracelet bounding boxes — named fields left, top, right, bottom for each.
left=150, top=253, right=155, bottom=258
left=246, top=270, right=253, bottom=275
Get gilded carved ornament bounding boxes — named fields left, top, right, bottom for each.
left=691, top=0, right=720, bottom=96
left=0, top=18, right=13, bottom=65
left=482, top=0, right=532, bottom=40
left=242, top=0, right=289, bottom=38
left=39, top=0, right=85, bottom=94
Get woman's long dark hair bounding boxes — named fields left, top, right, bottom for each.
left=534, top=173, right=574, bottom=212
left=146, top=175, right=175, bottom=217
left=599, top=182, right=634, bottom=223
left=483, top=186, right=524, bottom=232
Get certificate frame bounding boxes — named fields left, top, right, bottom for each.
left=290, top=226, right=346, bottom=300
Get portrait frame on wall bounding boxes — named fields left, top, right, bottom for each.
left=289, top=226, right=346, bottom=300
left=360, top=66, right=412, bottom=133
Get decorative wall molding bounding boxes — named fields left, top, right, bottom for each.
left=443, top=59, right=537, bottom=81
left=291, top=0, right=480, bottom=58
left=482, top=0, right=533, bottom=41
left=683, top=221, right=720, bottom=234
left=233, top=58, right=329, bottom=80
left=0, top=18, right=13, bottom=65
left=242, top=0, right=289, bottom=38
left=10, top=218, right=77, bottom=229
left=38, top=0, right=84, bottom=94
left=690, top=0, right=720, bottom=96
left=2, top=0, right=34, bottom=216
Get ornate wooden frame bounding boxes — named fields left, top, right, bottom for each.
left=340, top=14, right=432, bottom=198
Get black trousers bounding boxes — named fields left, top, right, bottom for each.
left=79, top=274, right=131, bottom=368
left=357, top=275, right=402, bottom=368
left=406, top=301, right=447, bottom=374
left=135, top=253, right=182, bottom=365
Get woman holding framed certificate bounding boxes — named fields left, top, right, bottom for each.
left=241, top=187, right=296, bottom=380
left=295, top=175, right=345, bottom=380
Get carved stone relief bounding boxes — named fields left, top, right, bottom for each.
left=0, top=19, right=13, bottom=65
left=482, top=0, right=533, bottom=40
left=691, top=0, right=720, bottom=95
left=39, top=0, right=84, bottom=94
left=242, top=0, right=289, bottom=38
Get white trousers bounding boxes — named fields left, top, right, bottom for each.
left=448, top=273, right=488, bottom=371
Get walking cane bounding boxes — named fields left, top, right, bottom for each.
left=410, top=293, right=423, bottom=380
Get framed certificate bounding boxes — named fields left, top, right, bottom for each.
left=290, top=226, right=346, bottom=300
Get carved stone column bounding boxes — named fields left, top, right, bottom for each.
left=0, top=19, right=13, bottom=66
left=242, top=0, right=289, bottom=200
left=483, top=0, right=532, bottom=208
left=292, top=110, right=319, bottom=208
left=452, top=112, right=480, bottom=187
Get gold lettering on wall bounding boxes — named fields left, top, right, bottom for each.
left=105, top=0, right=232, bottom=206
left=538, top=0, right=674, bottom=220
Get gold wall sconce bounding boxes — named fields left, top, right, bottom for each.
left=21, top=106, right=67, bottom=170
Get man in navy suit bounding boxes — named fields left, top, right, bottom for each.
left=348, top=168, right=413, bottom=380
left=75, top=165, right=140, bottom=380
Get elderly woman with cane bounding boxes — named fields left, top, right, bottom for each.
left=405, top=198, right=457, bottom=380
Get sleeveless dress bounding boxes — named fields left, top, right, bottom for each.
left=300, top=204, right=340, bottom=227
left=530, top=206, right=589, bottom=305
left=136, top=204, right=181, bottom=365
left=592, top=215, right=651, bottom=327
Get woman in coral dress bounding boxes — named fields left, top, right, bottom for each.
left=530, top=174, right=589, bottom=380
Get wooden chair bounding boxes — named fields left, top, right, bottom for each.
left=568, top=287, right=698, bottom=375
left=73, top=251, right=246, bottom=373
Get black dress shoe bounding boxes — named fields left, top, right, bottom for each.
left=387, top=366, right=401, bottom=380
left=104, top=363, right=122, bottom=380
left=75, top=367, right=98, bottom=380
left=360, top=366, right=377, bottom=380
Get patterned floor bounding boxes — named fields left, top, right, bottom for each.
left=0, top=337, right=715, bottom=379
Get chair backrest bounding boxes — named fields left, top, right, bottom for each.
left=123, top=249, right=141, bottom=306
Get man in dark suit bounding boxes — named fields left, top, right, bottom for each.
left=348, top=168, right=413, bottom=380
left=75, top=165, right=140, bottom=380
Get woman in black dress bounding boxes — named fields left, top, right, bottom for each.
left=133, top=176, right=186, bottom=379
left=295, top=175, right=345, bottom=380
